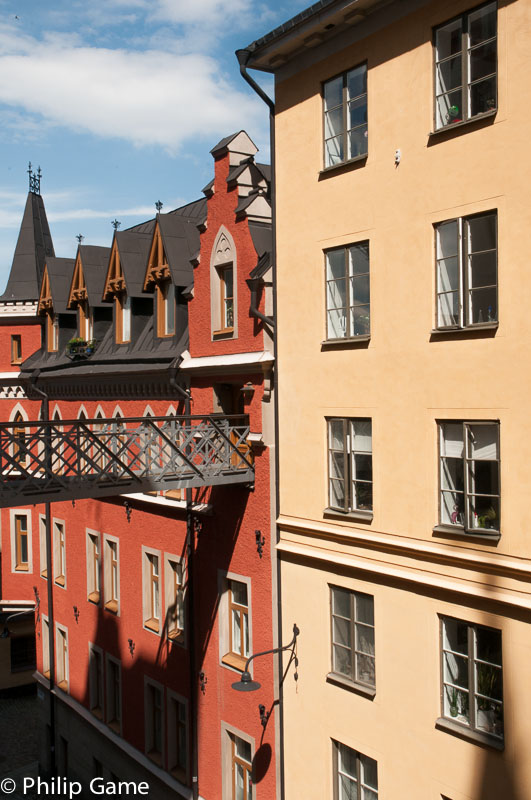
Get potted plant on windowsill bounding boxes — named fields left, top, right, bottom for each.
left=65, top=337, right=97, bottom=359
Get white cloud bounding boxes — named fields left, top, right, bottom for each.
left=0, top=24, right=265, bottom=151
left=46, top=205, right=156, bottom=222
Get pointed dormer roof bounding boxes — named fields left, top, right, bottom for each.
left=1, top=190, right=55, bottom=302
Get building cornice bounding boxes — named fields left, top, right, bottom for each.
left=179, top=349, right=274, bottom=374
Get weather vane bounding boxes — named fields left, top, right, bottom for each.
left=76, top=234, right=84, bottom=244
left=111, top=219, right=121, bottom=230
left=28, top=162, right=42, bottom=195
left=155, top=200, right=163, bottom=212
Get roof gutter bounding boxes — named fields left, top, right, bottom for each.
left=236, top=49, right=275, bottom=114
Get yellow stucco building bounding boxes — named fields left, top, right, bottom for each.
left=241, top=0, right=531, bottom=797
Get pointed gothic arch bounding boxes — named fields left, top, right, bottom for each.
left=210, top=225, right=238, bottom=339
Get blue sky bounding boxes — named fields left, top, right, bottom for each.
left=0, top=0, right=307, bottom=291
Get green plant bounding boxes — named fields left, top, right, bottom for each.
left=67, top=336, right=85, bottom=346
left=478, top=506, right=497, bottom=529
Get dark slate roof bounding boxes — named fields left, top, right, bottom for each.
left=171, top=197, right=207, bottom=221
left=256, top=163, right=271, bottom=183
left=77, top=245, right=111, bottom=306
left=155, top=199, right=207, bottom=287
left=248, top=222, right=272, bottom=258
left=1, top=191, right=55, bottom=302
left=126, top=217, right=156, bottom=235
left=46, top=258, right=76, bottom=314
left=115, top=230, right=153, bottom=297
left=243, top=0, right=337, bottom=53
left=210, top=132, right=242, bottom=155
left=202, top=178, right=214, bottom=195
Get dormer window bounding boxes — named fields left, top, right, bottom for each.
left=116, top=294, right=131, bottom=344
left=47, top=312, right=59, bottom=353
left=157, top=282, right=176, bottom=338
left=78, top=301, right=93, bottom=341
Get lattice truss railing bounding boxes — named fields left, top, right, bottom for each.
left=0, top=414, right=254, bottom=507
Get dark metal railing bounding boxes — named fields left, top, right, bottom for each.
left=0, top=414, right=254, bottom=507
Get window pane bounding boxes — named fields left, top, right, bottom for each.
left=469, top=3, right=496, bottom=46
left=351, top=275, right=370, bottom=306
left=327, top=249, right=346, bottom=280
left=330, top=451, right=345, bottom=480
left=166, top=284, right=176, bottom=334
left=470, top=75, right=496, bottom=116
left=443, top=618, right=468, bottom=654
left=476, top=627, right=502, bottom=666
left=356, top=653, right=375, bottom=685
left=437, top=221, right=458, bottom=260
left=362, top=790, right=378, bottom=800
left=475, top=697, right=503, bottom=736
left=441, top=456, right=464, bottom=491
left=325, top=135, right=344, bottom=167
left=469, top=496, right=499, bottom=530
left=355, top=481, right=373, bottom=510
left=330, top=479, right=345, bottom=509
left=444, top=651, right=469, bottom=688
left=347, top=65, right=366, bottom=99
left=436, top=55, right=462, bottom=95
left=476, top=664, right=503, bottom=702
left=468, top=425, right=498, bottom=460
left=353, top=454, right=372, bottom=482
left=469, top=459, right=499, bottom=495
left=441, top=491, right=464, bottom=525
left=351, top=420, right=371, bottom=453
left=360, top=755, right=378, bottom=790
left=352, top=306, right=370, bottom=336
left=436, top=89, right=463, bottom=127
left=325, top=107, right=343, bottom=139
left=436, top=18, right=462, bottom=61
left=235, top=736, right=252, bottom=762
left=350, top=243, right=369, bottom=276
left=348, top=126, right=368, bottom=159
left=328, top=309, right=348, bottom=339
left=440, top=424, right=464, bottom=458
left=437, top=256, right=459, bottom=293
left=328, top=279, right=347, bottom=310
left=469, top=251, right=496, bottom=288
left=468, top=214, right=496, bottom=253
left=333, top=617, right=351, bottom=647
left=340, top=775, right=357, bottom=800
left=324, top=76, right=343, bottom=111
left=231, top=581, right=247, bottom=606
left=355, top=594, right=374, bottom=626
left=444, top=684, right=470, bottom=722
left=356, top=623, right=374, bottom=656
left=334, top=644, right=352, bottom=677
left=329, top=419, right=344, bottom=449
left=339, top=744, right=357, bottom=778
left=438, top=292, right=459, bottom=327
left=469, top=287, right=497, bottom=324
left=469, top=40, right=496, bottom=82
left=333, top=588, right=351, bottom=619
left=349, top=96, right=367, bottom=128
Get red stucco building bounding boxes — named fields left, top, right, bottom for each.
left=0, top=132, right=279, bottom=800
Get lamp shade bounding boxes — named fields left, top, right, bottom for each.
left=231, top=670, right=261, bottom=692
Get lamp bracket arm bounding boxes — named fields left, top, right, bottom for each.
left=243, top=624, right=299, bottom=674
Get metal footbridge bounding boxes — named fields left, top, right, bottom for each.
left=0, top=414, right=254, bottom=507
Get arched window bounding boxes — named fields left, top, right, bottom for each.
left=211, top=227, right=237, bottom=338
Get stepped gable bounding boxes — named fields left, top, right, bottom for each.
left=1, top=191, right=55, bottom=302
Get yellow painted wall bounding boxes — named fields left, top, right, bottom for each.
left=272, top=0, right=531, bottom=797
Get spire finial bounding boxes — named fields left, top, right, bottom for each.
left=27, top=162, right=41, bottom=194
left=111, top=219, right=121, bottom=230
left=155, top=200, right=163, bottom=212
left=76, top=234, right=84, bottom=244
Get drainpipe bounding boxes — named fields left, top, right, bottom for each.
left=169, top=361, right=200, bottom=800
left=236, top=49, right=287, bottom=800
left=246, top=277, right=274, bottom=328
left=30, top=372, right=56, bottom=777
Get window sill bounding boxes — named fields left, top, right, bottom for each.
left=321, top=335, right=370, bottom=350
left=221, top=652, right=248, bottom=672
left=107, top=719, right=121, bottom=735
left=88, top=591, right=100, bottom=605
left=428, top=109, right=497, bottom=140
left=144, top=618, right=160, bottom=634
left=324, top=507, right=373, bottom=524
left=15, top=564, right=29, bottom=572
left=57, top=680, right=68, bottom=693
left=54, top=575, right=65, bottom=587
left=167, top=629, right=184, bottom=644
left=430, top=322, right=498, bottom=339
left=432, top=524, right=500, bottom=543
left=90, top=707, right=103, bottom=720
left=212, top=329, right=234, bottom=340
left=104, top=599, right=118, bottom=614
left=319, top=153, right=367, bottom=178
left=326, top=672, right=376, bottom=699
left=40, top=570, right=48, bottom=580
left=435, top=717, right=504, bottom=750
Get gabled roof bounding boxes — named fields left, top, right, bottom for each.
left=38, top=258, right=76, bottom=315
left=1, top=191, right=55, bottom=302
left=210, top=131, right=258, bottom=159
left=68, top=245, right=111, bottom=309
left=144, top=199, right=207, bottom=289
left=104, top=230, right=153, bottom=300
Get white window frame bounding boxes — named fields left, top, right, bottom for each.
left=165, top=553, right=185, bottom=643
left=323, top=63, right=368, bottom=168
left=86, top=529, right=101, bottom=604
left=327, top=418, right=373, bottom=515
left=39, top=514, right=47, bottom=579
left=55, top=623, right=69, bottom=692
left=53, top=518, right=66, bottom=588
left=218, top=572, right=252, bottom=673
left=325, top=242, right=370, bottom=341
left=10, top=508, right=32, bottom=574
left=332, top=739, right=378, bottom=800
left=103, top=534, right=120, bottom=614
left=142, top=546, right=162, bottom=635
left=221, top=722, right=254, bottom=800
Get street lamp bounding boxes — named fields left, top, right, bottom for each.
left=231, top=624, right=300, bottom=693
